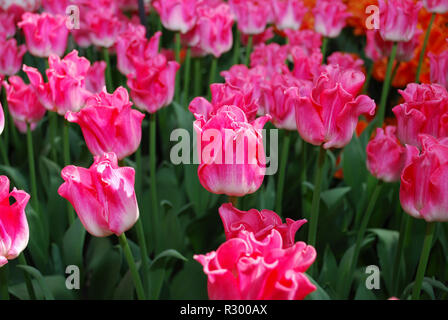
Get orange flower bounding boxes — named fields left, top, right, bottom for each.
left=343, top=0, right=378, bottom=36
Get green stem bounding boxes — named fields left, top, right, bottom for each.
left=392, top=211, right=412, bottom=296
left=343, top=181, right=382, bottom=298
left=307, top=146, right=326, bottom=248
left=175, top=32, right=181, bottom=102
left=182, top=47, right=192, bottom=105
left=149, top=113, right=159, bottom=249
left=415, top=13, right=436, bottom=83
left=275, top=132, right=291, bottom=216
left=118, top=233, right=146, bottom=300
left=321, top=37, right=329, bottom=61
left=135, top=147, right=142, bottom=199
left=228, top=196, right=239, bottom=208
left=27, top=124, right=39, bottom=215
left=63, top=121, right=75, bottom=225
left=194, top=59, right=202, bottom=97
left=18, top=254, right=36, bottom=300
left=233, top=29, right=241, bottom=65
left=49, top=112, right=58, bottom=163
left=412, top=222, right=436, bottom=300
left=0, top=265, right=9, bottom=300
left=103, top=47, right=113, bottom=92
left=208, top=57, right=218, bottom=100
left=244, top=35, right=253, bottom=67
left=376, top=42, right=398, bottom=127
left=135, top=219, right=150, bottom=298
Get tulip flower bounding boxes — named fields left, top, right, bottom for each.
left=0, top=175, right=30, bottom=267
left=2, top=76, right=46, bottom=133
left=187, top=4, right=234, bottom=58
left=366, top=126, right=406, bottom=183
left=272, top=0, right=308, bottom=31
left=18, top=12, right=69, bottom=58
left=229, top=0, right=271, bottom=35
left=194, top=229, right=317, bottom=300
left=85, top=5, right=124, bottom=48
left=219, top=203, right=307, bottom=248
left=58, top=152, right=140, bottom=237
left=327, top=52, right=364, bottom=73
left=66, top=87, right=145, bottom=160
left=293, top=64, right=376, bottom=149
left=423, top=0, right=448, bottom=13
left=127, top=54, right=180, bottom=113
left=152, top=0, right=198, bottom=34
left=240, top=27, right=274, bottom=46
left=378, top=0, right=422, bottom=42
left=0, top=35, right=26, bottom=76
left=85, top=61, right=106, bottom=94
left=221, top=65, right=265, bottom=102
left=189, top=104, right=270, bottom=197
left=284, top=30, right=322, bottom=54
left=312, top=0, right=351, bottom=38
left=250, top=43, right=289, bottom=78
left=42, top=0, right=71, bottom=15
left=0, top=0, right=39, bottom=12
left=400, top=134, right=448, bottom=222
left=290, top=46, right=323, bottom=81
left=392, top=83, right=448, bottom=148
left=429, top=49, right=448, bottom=89
left=0, top=10, right=16, bottom=38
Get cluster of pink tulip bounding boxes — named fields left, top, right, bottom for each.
left=0, top=0, right=448, bottom=301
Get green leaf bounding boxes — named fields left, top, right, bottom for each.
left=306, top=275, right=331, bottom=300
left=17, top=265, right=55, bottom=300
left=0, top=165, right=29, bottom=191
left=62, top=218, right=86, bottom=268
left=321, top=187, right=351, bottom=209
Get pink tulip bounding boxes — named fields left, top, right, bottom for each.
left=379, top=0, right=422, bottom=42
left=0, top=175, right=30, bottom=267
left=194, top=229, right=316, bottom=300
left=188, top=4, right=234, bottom=58
left=85, top=5, right=124, bottom=48
left=272, top=0, right=307, bottom=31
left=0, top=35, right=26, bottom=76
left=42, top=0, right=71, bottom=15
left=284, top=29, right=322, bottom=54
left=0, top=10, right=16, bottom=38
left=18, top=12, right=69, bottom=58
left=290, top=46, right=323, bottom=81
left=423, top=0, right=448, bottom=13
left=229, top=0, right=271, bottom=35
left=127, top=54, right=180, bottom=113
left=0, top=0, right=39, bottom=12
left=58, top=152, right=140, bottom=237
left=327, top=52, right=364, bottom=72
left=366, top=126, right=406, bottom=182
left=189, top=104, right=270, bottom=197
left=261, top=73, right=311, bottom=130
left=219, top=203, right=307, bottom=248
left=85, top=61, right=106, bottom=94
left=241, top=27, right=274, bottom=46
left=66, top=87, right=145, bottom=160
left=400, top=134, right=448, bottom=222
left=294, top=64, right=376, bottom=149
left=152, top=0, right=198, bottom=33
left=312, top=0, right=351, bottom=38
left=250, top=43, right=289, bottom=78
left=2, top=76, right=46, bottom=133
left=392, top=83, right=448, bottom=148
left=429, top=49, right=448, bottom=89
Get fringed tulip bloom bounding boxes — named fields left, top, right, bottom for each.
left=429, top=50, right=448, bottom=89
left=194, top=229, right=317, bottom=300
left=66, top=87, right=145, bottom=160
left=290, top=46, right=323, bottom=81
left=392, top=83, right=448, bottom=148
left=152, top=0, right=198, bottom=33
left=219, top=203, right=307, bottom=248
left=58, top=152, right=140, bottom=237
left=190, top=4, right=234, bottom=58
left=400, top=135, right=448, bottom=222
left=293, top=65, right=376, bottom=149
left=18, top=12, right=69, bottom=58
left=189, top=104, right=270, bottom=197
left=378, top=0, right=422, bottom=42
left=85, top=61, right=106, bottom=94
left=0, top=11, right=16, bottom=38
left=272, top=0, right=307, bottom=31
left=327, top=52, right=364, bottom=73
left=24, top=50, right=92, bottom=115
left=2, top=76, right=46, bottom=133
left=127, top=55, right=180, bottom=113
left=86, top=5, right=124, bottom=48
left=42, top=0, right=71, bottom=15
left=366, top=126, right=406, bottom=182
left=312, top=0, right=351, bottom=38
left=0, top=175, right=30, bottom=267
left=284, top=30, right=322, bottom=54
left=0, top=36, right=26, bottom=76
left=423, top=0, right=448, bottom=13
left=250, top=43, right=289, bottom=78
left=229, top=0, right=271, bottom=35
